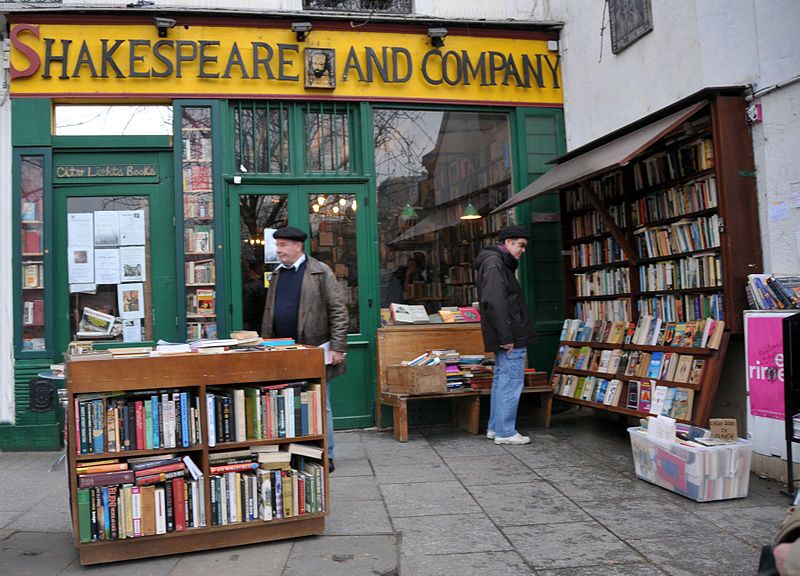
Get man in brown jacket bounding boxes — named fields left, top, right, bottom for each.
left=261, top=226, right=348, bottom=472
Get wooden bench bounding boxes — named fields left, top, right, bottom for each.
left=377, top=324, right=552, bottom=442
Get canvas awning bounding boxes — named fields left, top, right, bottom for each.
left=492, top=100, right=709, bottom=213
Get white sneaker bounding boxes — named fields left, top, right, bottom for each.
left=494, top=433, right=530, bottom=445
left=486, top=430, right=495, bottom=440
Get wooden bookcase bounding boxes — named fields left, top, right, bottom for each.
left=66, top=348, right=328, bottom=565
left=561, top=93, right=761, bottom=335
left=551, top=328, right=729, bottom=426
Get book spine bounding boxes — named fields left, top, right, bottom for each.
left=151, top=395, right=160, bottom=449
left=209, top=462, right=259, bottom=474
left=173, top=476, right=186, bottom=531
left=135, top=400, right=145, bottom=450
left=181, top=392, right=190, bottom=447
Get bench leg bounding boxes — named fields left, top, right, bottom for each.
left=453, top=396, right=480, bottom=435
left=393, top=398, right=408, bottom=443
left=529, top=392, right=553, bottom=429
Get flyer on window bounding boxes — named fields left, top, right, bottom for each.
left=119, top=210, right=146, bottom=245
left=68, top=245, right=94, bottom=284
left=117, top=282, right=145, bottom=319
left=67, top=213, right=93, bottom=246
left=94, top=211, right=120, bottom=246
left=120, top=245, right=146, bottom=282
left=122, top=318, right=143, bottom=342
left=94, top=248, right=121, bottom=285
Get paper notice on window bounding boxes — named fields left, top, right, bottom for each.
left=94, top=248, right=121, bottom=285
left=120, top=245, right=146, bottom=282
left=122, top=318, right=142, bottom=342
left=119, top=210, right=146, bottom=245
left=68, top=245, right=94, bottom=284
left=94, top=211, right=120, bottom=246
left=67, top=213, right=93, bottom=246
left=118, top=282, right=145, bottom=319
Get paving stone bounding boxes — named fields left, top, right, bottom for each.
left=330, top=474, right=382, bottom=501
left=284, top=534, right=399, bottom=576
left=405, top=550, right=533, bottom=576
left=168, top=539, right=292, bottom=576
left=444, top=453, right=541, bottom=486
left=537, top=562, right=664, bottom=576
left=393, top=512, right=511, bottom=556
left=373, top=461, right=457, bottom=485
left=628, top=533, right=763, bottom=576
left=422, top=428, right=502, bottom=458
left=323, top=499, right=393, bottom=536
left=689, top=503, right=788, bottom=547
left=579, top=496, right=720, bottom=541
left=328, top=457, right=373, bottom=478
left=0, top=531, right=79, bottom=576
left=382, top=480, right=481, bottom=517
left=535, top=465, right=655, bottom=500
left=470, top=480, right=591, bottom=526
left=329, top=431, right=369, bottom=460
left=510, top=441, right=600, bottom=469
left=503, top=521, right=642, bottom=570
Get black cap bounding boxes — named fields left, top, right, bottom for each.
left=498, top=225, right=530, bottom=242
left=273, top=226, right=307, bottom=242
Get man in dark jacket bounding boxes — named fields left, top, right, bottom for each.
left=261, top=226, right=348, bottom=471
left=474, top=225, right=537, bottom=445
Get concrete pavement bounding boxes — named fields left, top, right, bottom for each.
left=0, top=408, right=789, bottom=575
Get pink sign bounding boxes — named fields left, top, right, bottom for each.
left=746, top=315, right=785, bottom=420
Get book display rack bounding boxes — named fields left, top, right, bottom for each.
left=561, top=94, right=761, bottom=335
left=551, top=317, right=728, bottom=426
left=181, top=106, right=218, bottom=340
left=66, top=348, right=329, bottom=565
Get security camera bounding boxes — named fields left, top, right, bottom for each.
left=291, top=22, right=312, bottom=42
left=427, top=28, right=448, bottom=48
left=154, top=17, right=177, bottom=38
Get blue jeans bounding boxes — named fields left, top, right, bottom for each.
left=327, top=381, right=334, bottom=459
left=488, top=347, right=526, bottom=438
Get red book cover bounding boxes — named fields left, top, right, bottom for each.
left=77, top=470, right=135, bottom=489
left=134, top=462, right=186, bottom=478
left=172, top=476, right=186, bottom=531
left=23, top=230, right=41, bottom=253
left=135, top=401, right=145, bottom=450
left=209, top=461, right=259, bottom=474
left=33, top=299, right=44, bottom=326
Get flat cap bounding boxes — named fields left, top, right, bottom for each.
left=273, top=226, right=307, bottom=242
left=498, top=225, right=530, bottom=242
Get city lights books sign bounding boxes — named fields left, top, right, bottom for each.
left=9, top=20, right=562, bottom=107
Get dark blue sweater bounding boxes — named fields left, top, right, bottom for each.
left=272, top=260, right=306, bottom=339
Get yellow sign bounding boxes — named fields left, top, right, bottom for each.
left=9, top=22, right=562, bottom=106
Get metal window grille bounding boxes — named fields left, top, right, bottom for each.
left=304, top=102, right=352, bottom=174
left=234, top=102, right=290, bottom=174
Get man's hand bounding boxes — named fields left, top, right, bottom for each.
left=500, top=343, right=514, bottom=351
left=330, top=350, right=346, bottom=365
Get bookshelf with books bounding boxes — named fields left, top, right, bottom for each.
left=66, top=347, right=328, bottom=565
left=551, top=317, right=729, bottom=426
left=16, top=153, right=49, bottom=353
left=560, top=94, right=761, bottom=336
left=180, top=105, right=220, bottom=340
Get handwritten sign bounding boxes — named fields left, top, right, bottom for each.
left=709, top=418, right=738, bottom=441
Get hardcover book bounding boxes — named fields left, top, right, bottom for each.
left=673, top=354, right=694, bottom=383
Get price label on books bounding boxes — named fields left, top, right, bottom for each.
left=709, top=418, right=738, bottom=441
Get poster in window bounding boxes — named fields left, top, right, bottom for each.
left=120, top=245, right=146, bottom=282
left=67, top=213, right=94, bottom=246
left=118, top=283, right=145, bottom=320
left=68, top=245, right=94, bottom=284
left=263, top=228, right=279, bottom=264
left=122, top=318, right=143, bottom=343
left=94, top=211, right=120, bottom=247
left=119, top=210, right=146, bottom=246
left=94, top=248, right=121, bottom=285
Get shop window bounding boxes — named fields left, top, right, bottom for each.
left=304, top=103, right=351, bottom=174
left=66, top=197, right=152, bottom=343
left=54, top=105, right=172, bottom=135
left=374, top=109, right=516, bottom=313
left=308, top=193, right=359, bottom=333
left=234, top=101, right=290, bottom=174
left=303, top=0, right=411, bottom=13
left=239, top=195, right=289, bottom=332
left=19, top=155, right=47, bottom=352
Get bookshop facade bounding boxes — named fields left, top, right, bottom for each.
left=5, top=14, right=566, bottom=448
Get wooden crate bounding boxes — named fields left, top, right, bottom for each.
left=385, top=363, right=447, bottom=394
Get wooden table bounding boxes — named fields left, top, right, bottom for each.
left=377, top=325, right=552, bottom=442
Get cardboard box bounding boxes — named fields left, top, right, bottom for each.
left=628, top=427, right=752, bottom=501
left=385, top=363, right=447, bottom=394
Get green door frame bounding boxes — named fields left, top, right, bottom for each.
left=51, top=144, right=177, bottom=353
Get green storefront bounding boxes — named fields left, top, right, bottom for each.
left=5, top=14, right=565, bottom=449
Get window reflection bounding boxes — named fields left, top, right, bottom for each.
left=309, top=194, right=359, bottom=333
left=374, top=110, right=516, bottom=313
left=55, top=106, right=173, bottom=136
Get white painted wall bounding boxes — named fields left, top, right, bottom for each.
left=0, top=26, right=14, bottom=424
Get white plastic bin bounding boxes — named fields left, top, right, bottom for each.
left=628, top=427, right=752, bottom=501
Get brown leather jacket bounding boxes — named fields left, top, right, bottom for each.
left=261, top=255, right=349, bottom=381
